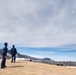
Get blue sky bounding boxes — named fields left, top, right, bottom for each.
left=0, top=0, right=76, bottom=61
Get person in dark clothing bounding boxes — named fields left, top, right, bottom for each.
left=11, top=45, right=17, bottom=63
left=1, top=42, right=8, bottom=68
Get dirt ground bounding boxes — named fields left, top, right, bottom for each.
left=0, top=59, right=76, bottom=75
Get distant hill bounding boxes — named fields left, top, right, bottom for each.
left=0, top=49, right=55, bottom=64
left=0, top=49, right=41, bottom=60
left=41, top=58, right=55, bottom=64
left=42, top=58, right=51, bottom=61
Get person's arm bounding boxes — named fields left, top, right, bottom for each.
left=4, top=48, right=8, bottom=58
left=10, top=49, right=12, bottom=54
left=15, top=48, right=17, bottom=54
left=6, top=48, right=8, bottom=56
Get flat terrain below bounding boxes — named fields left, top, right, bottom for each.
left=0, top=60, right=76, bottom=75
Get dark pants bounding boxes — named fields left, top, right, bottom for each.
left=11, top=54, right=16, bottom=63
left=1, top=54, right=6, bottom=68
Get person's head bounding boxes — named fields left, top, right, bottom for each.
left=12, top=45, right=15, bottom=48
left=4, top=42, right=8, bottom=47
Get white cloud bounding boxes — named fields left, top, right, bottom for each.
left=0, top=0, right=76, bottom=47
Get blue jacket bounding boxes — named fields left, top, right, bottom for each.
left=2, top=47, right=8, bottom=56
left=11, top=48, right=17, bottom=55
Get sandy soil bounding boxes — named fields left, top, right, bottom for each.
left=0, top=59, right=76, bottom=75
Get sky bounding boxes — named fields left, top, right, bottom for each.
left=0, top=0, right=76, bottom=61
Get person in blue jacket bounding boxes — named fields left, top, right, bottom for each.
left=11, top=45, right=17, bottom=63
left=1, top=42, right=8, bottom=68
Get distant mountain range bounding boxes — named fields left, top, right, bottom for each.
left=0, top=49, right=40, bottom=60
left=0, top=49, right=76, bottom=66
left=0, top=49, right=54, bottom=64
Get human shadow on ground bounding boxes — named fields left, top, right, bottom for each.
left=10, top=65, right=24, bottom=68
